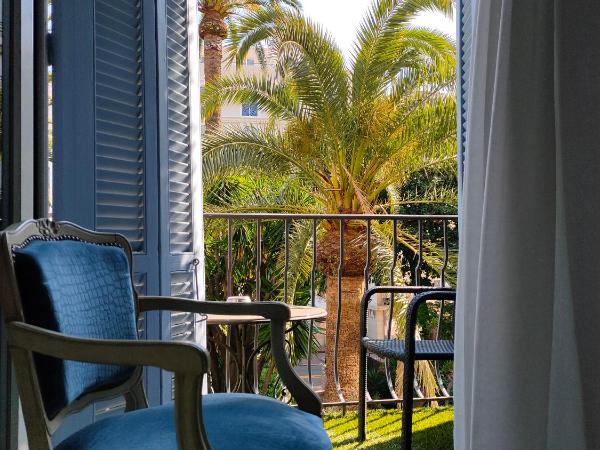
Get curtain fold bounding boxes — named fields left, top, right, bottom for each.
left=455, top=1, right=600, bottom=449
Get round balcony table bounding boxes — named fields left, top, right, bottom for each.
left=206, top=305, right=326, bottom=393
left=206, top=304, right=326, bottom=326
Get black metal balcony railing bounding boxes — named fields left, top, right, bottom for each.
left=203, top=213, right=458, bottom=409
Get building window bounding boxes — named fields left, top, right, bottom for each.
left=246, top=58, right=254, bottom=66
left=242, top=103, right=258, bottom=117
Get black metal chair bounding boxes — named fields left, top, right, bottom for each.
left=358, top=287, right=456, bottom=450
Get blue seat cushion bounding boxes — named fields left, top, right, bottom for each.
left=13, top=239, right=137, bottom=419
left=56, top=393, right=332, bottom=450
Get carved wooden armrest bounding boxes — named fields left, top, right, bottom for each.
left=7, top=321, right=212, bottom=450
left=138, top=297, right=322, bottom=417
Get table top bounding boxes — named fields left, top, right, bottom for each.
left=206, top=305, right=326, bottom=326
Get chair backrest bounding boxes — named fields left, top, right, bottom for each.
left=0, top=219, right=146, bottom=440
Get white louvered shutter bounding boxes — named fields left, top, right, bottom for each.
left=160, top=0, right=205, bottom=401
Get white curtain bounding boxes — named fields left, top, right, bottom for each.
left=455, top=1, right=600, bottom=449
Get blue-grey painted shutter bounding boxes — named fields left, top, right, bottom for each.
left=457, top=0, right=473, bottom=194
left=52, top=0, right=163, bottom=439
left=53, top=0, right=203, bottom=431
left=54, top=0, right=159, bottom=277
left=94, top=0, right=146, bottom=252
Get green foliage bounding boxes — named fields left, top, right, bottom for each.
left=204, top=174, right=323, bottom=393
left=392, top=161, right=458, bottom=215
left=200, top=0, right=302, bottom=18
left=203, top=0, right=459, bottom=288
left=367, top=359, right=397, bottom=402
left=203, top=0, right=457, bottom=215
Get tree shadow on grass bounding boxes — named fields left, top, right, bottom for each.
left=325, top=415, right=359, bottom=434
left=326, top=408, right=453, bottom=450
left=362, top=422, right=452, bottom=450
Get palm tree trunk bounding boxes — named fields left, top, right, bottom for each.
left=324, top=275, right=364, bottom=403
left=199, top=8, right=227, bottom=131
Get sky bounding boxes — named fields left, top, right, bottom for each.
left=300, top=0, right=456, bottom=58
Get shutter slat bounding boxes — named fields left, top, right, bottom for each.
left=97, top=81, right=143, bottom=103
left=96, top=0, right=140, bottom=19
left=96, top=34, right=141, bottom=59
left=170, top=272, right=195, bottom=343
left=133, top=273, right=147, bottom=340
left=94, top=0, right=146, bottom=253
left=166, top=0, right=194, bottom=255
left=95, top=10, right=140, bottom=35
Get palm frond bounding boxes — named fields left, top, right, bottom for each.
left=351, top=0, right=454, bottom=105
left=386, top=182, right=458, bottom=210
left=202, top=126, right=325, bottom=188
left=269, top=13, right=350, bottom=122
left=226, top=6, right=283, bottom=67
left=273, top=219, right=317, bottom=303
left=202, top=73, right=307, bottom=121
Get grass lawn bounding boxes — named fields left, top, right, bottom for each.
left=324, top=407, right=453, bottom=450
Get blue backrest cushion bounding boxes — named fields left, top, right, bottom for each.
left=13, top=239, right=138, bottom=419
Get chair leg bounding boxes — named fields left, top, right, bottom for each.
left=358, top=342, right=368, bottom=441
left=402, top=358, right=415, bottom=450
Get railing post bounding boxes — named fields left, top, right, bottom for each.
left=284, top=218, right=290, bottom=303
left=226, top=218, right=233, bottom=297
left=253, top=219, right=262, bottom=393
left=363, top=220, right=373, bottom=403
left=441, top=220, right=448, bottom=287
left=434, top=219, right=452, bottom=398
left=307, top=219, right=317, bottom=387
left=333, top=219, right=346, bottom=410
left=225, top=219, right=233, bottom=393
left=384, top=220, right=399, bottom=400
left=255, top=219, right=262, bottom=301
left=415, top=219, right=423, bottom=286
left=413, top=219, right=426, bottom=399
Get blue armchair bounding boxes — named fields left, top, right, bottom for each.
left=0, top=219, right=331, bottom=450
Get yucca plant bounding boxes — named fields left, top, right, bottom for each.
left=202, top=0, right=456, bottom=402
left=204, top=175, right=324, bottom=393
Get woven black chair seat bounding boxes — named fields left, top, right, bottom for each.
left=363, top=338, right=454, bottom=361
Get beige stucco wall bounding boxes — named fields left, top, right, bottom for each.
left=200, top=46, right=283, bottom=129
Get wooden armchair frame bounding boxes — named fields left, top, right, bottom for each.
left=0, top=219, right=321, bottom=450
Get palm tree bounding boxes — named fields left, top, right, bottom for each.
left=198, top=0, right=301, bottom=130
left=202, top=0, right=456, bottom=402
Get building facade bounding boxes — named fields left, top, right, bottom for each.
left=199, top=45, right=279, bottom=129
